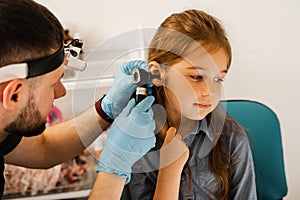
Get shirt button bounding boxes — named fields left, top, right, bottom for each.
left=183, top=137, right=189, bottom=144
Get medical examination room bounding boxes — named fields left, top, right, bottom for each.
left=0, top=0, right=299, bottom=199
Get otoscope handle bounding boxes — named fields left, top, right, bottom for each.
left=135, top=85, right=147, bottom=104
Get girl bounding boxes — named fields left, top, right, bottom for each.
left=127, top=9, right=257, bottom=200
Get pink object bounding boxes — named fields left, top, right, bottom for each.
left=46, top=106, right=63, bottom=125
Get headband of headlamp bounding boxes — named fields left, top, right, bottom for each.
left=0, top=39, right=87, bottom=83
left=0, top=45, right=64, bottom=83
left=28, top=45, right=65, bottom=78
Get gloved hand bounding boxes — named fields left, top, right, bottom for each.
left=97, top=96, right=156, bottom=184
left=101, top=60, right=148, bottom=119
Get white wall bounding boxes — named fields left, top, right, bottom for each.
left=36, top=0, right=300, bottom=199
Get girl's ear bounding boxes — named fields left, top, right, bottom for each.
left=148, top=61, right=164, bottom=86
left=2, top=79, right=24, bottom=110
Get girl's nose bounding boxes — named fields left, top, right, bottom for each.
left=200, top=81, right=215, bottom=97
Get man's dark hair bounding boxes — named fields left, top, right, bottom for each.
left=0, top=0, right=64, bottom=67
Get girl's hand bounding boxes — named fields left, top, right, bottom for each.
left=160, top=127, right=189, bottom=170
left=153, top=127, right=189, bottom=200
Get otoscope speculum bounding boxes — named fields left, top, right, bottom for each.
left=132, top=68, right=160, bottom=86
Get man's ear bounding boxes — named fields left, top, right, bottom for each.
left=148, top=61, right=164, bottom=86
left=2, top=79, right=24, bottom=110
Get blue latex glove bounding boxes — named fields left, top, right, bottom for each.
left=101, top=60, right=148, bottom=119
left=97, top=96, right=156, bottom=184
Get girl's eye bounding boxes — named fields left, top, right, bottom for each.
left=214, top=77, right=225, bottom=83
left=190, top=75, right=203, bottom=80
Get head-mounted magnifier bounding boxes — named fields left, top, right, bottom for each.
left=0, top=39, right=87, bottom=83
left=64, top=38, right=87, bottom=72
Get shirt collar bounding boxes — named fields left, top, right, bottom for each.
left=182, top=118, right=217, bottom=159
left=183, top=118, right=214, bottom=142
left=199, top=118, right=214, bottom=141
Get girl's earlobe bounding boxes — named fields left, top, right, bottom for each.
left=148, top=61, right=164, bottom=86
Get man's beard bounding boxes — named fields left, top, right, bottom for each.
left=4, top=96, right=47, bottom=137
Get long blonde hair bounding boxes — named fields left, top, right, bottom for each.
left=148, top=9, right=232, bottom=200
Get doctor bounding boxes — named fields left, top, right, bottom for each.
left=0, top=0, right=155, bottom=199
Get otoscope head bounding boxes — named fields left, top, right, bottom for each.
left=132, top=68, right=160, bottom=86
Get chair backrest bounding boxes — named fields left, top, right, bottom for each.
left=221, top=100, right=288, bottom=200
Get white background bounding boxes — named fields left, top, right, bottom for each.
left=36, top=0, right=300, bottom=199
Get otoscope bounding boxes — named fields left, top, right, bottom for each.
left=132, top=68, right=160, bottom=104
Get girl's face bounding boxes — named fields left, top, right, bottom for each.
left=163, top=47, right=228, bottom=121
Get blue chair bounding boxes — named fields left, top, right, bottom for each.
left=221, top=100, right=288, bottom=200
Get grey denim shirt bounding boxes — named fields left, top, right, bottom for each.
left=128, top=119, right=257, bottom=200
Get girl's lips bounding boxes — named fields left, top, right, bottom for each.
left=195, top=103, right=211, bottom=109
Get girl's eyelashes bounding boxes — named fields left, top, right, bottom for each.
left=189, top=74, right=225, bottom=83
left=214, top=77, right=225, bottom=83
left=190, top=75, right=204, bottom=80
